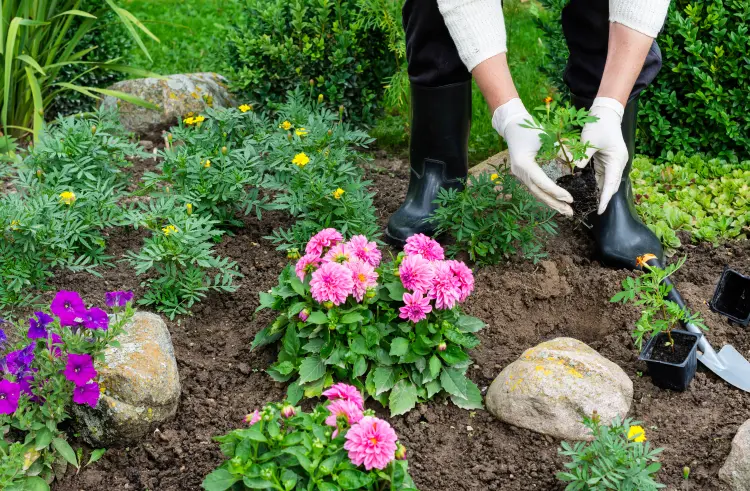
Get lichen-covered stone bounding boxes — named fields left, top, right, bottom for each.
left=99, top=72, right=236, bottom=138
left=74, top=312, right=180, bottom=446
left=720, top=419, right=750, bottom=490
left=486, top=337, right=633, bottom=441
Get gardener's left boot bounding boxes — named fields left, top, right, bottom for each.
left=573, top=94, right=664, bottom=270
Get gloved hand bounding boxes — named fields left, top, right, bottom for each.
left=492, top=98, right=574, bottom=216
left=573, top=97, right=627, bottom=215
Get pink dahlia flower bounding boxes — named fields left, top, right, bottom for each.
left=305, top=228, right=343, bottom=256
left=399, top=254, right=434, bottom=293
left=344, top=416, right=399, bottom=470
left=446, top=260, right=474, bottom=302
left=404, top=233, right=444, bottom=261
left=325, top=399, right=363, bottom=428
left=323, top=243, right=353, bottom=264
left=347, top=259, right=378, bottom=302
left=348, top=235, right=381, bottom=267
left=310, top=262, right=354, bottom=305
left=428, top=261, right=461, bottom=310
left=322, top=383, right=364, bottom=410
left=399, top=291, right=433, bottom=323
left=295, top=253, right=323, bottom=281
left=244, top=409, right=261, bottom=426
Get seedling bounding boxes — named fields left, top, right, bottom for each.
left=611, top=256, right=707, bottom=351
left=521, top=98, right=598, bottom=173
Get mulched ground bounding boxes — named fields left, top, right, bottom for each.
left=50, top=151, right=749, bottom=491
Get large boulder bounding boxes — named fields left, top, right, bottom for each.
left=100, top=72, right=236, bottom=138
left=486, top=337, right=633, bottom=441
left=74, top=312, right=181, bottom=446
left=720, top=419, right=750, bottom=490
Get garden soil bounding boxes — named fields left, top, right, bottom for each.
left=52, top=152, right=750, bottom=491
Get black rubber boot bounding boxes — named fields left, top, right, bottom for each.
left=572, top=95, right=664, bottom=270
left=385, top=81, right=471, bottom=246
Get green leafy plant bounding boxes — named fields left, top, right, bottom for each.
left=430, top=167, right=557, bottom=265
left=0, top=290, right=133, bottom=489
left=0, top=0, right=159, bottom=143
left=125, top=197, right=242, bottom=319
left=610, top=256, right=706, bottom=350
left=632, top=153, right=750, bottom=253
left=223, top=0, right=398, bottom=122
left=253, top=230, right=485, bottom=416
left=203, top=386, right=417, bottom=491
left=521, top=99, right=597, bottom=172
left=558, top=413, right=665, bottom=490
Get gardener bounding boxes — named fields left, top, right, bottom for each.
left=386, top=0, right=669, bottom=270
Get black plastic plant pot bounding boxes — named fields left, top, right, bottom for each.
left=639, top=330, right=700, bottom=391
left=709, top=267, right=750, bottom=327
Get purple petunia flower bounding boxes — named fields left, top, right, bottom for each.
left=48, top=333, right=63, bottom=358
left=105, top=290, right=134, bottom=308
left=27, top=312, right=54, bottom=340
left=73, top=382, right=100, bottom=408
left=0, top=328, right=6, bottom=349
left=0, top=379, right=21, bottom=415
left=63, top=354, right=96, bottom=386
left=51, top=291, right=86, bottom=327
left=5, top=344, right=35, bottom=376
left=80, top=308, right=109, bottom=331
left=17, top=372, right=38, bottom=402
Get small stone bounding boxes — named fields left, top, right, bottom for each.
left=466, top=426, right=474, bottom=432
left=720, top=419, right=750, bottom=490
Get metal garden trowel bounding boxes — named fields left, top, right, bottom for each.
left=645, top=256, right=750, bottom=393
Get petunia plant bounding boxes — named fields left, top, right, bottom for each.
left=253, top=229, right=485, bottom=416
left=203, top=384, right=417, bottom=491
left=0, top=290, right=134, bottom=489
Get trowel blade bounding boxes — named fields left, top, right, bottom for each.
left=698, top=345, right=750, bottom=392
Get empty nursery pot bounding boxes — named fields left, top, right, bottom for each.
left=639, top=330, right=700, bottom=391
left=709, top=267, right=750, bottom=327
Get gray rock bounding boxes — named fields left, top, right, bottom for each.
left=100, top=72, right=236, bottom=138
left=486, top=337, right=633, bottom=441
left=74, top=312, right=181, bottom=446
left=720, top=419, right=750, bottom=490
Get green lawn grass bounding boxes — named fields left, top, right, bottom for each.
left=123, top=0, right=244, bottom=75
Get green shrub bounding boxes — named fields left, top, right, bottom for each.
left=48, top=0, right=134, bottom=118
left=223, top=0, right=398, bottom=122
left=632, top=153, right=750, bottom=251
left=537, top=0, right=750, bottom=160
left=430, top=168, right=558, bottom=265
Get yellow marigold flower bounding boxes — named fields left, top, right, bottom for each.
left=627, top=425, right=646, bottom=443
left=280, top=120, right=293, bottom=130
left=635, top=253, right=657, bottom=269
left=295, top=127, right=308, bottom=137
left=544, top=96, right=553, bottom=104
left=292, top=153, right=310, bottom=167
left=9, top=220, right=20, bottom=230
left=194, top=115, right=205, bottom=124
left=162, top=225, right=179, bottom=236
left=333, top=188, right=345, bottom=199
left=490, top=173, right=499, bottom=182
left=239, top=104, right=253, bottom=113
left=203, top=159, right=211, bottom=168
left=59, top=191, right=76, bottom=205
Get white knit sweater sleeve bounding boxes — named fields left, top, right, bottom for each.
left=437, top=0, right=507, bottom=72
left=610, top=0, right=671, bottom=38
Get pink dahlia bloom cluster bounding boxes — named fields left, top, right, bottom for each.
left=322, top=383, right=400, bottom=471
left=398, top=234, right=474, bottom=322
left=296, top=229, right=381, bottom=306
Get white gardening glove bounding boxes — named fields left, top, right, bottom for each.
left=492, top=98, right=574, bottom=216
left=573, top=97, right=628, bottom=215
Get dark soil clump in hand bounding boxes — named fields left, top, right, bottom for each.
left=557, top=167, right=598, bottom=218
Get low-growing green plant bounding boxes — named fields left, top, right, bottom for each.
left=431, top=167, right=557, bottom=265
left=203, top=385, right=417, bottom=491
left=125, top=197, right=242, bottom=319
left=558, top=413, right=664, bottom=490
left=610, top=256, right=706, bottom=350
left=253, top=229, right=484, bottom=416
left=0, top=290, right=133, bottom=489
left=521, top=99, right=597, bottom=172
left=632, top=153, right=750, bottom=252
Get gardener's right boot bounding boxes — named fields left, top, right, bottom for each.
left=385, top=81, right=471, bottom=247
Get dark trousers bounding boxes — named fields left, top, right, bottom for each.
left=403, top=0, right=662, bottom=100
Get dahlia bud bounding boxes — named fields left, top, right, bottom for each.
left=299, top=309, right=309, bottom=322
left=323, top=301, right=334, bottom=310
left=365, top=288, right=376, bottom=299
left=281, top=404, right=296, bottom=419
left=221, top=146, right=228, bottom=155
left=437, top=342, right=447, bottom=352
left=395, top=443, right=407, bottom=460
left=287, top=248, right=301, bottom=260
